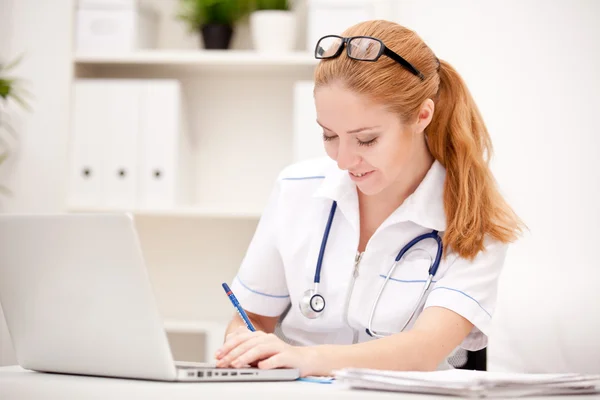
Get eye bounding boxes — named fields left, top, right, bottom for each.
left=322, top=133, right=338, bottom=142
left=357, top=137, right=378, bottom=147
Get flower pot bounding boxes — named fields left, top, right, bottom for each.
left=250, top=10, right=296, bottom=53
left=200, top=23, right=233, bottom=50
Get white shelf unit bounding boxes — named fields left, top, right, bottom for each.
left=74, top=50, right=318, bottom=74
left=71, top=51, right=317, bottom=218
left=68, top=205, right=263, bottom=220
left=67, top=4, right=320, bottom=363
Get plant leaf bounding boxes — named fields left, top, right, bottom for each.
left=10, top=92, right=30, bottom=110
left=256, top=0, right=289, bottom=11
left=0, top=119, right=18, bottom=140
left=2, top=54, right=24, bottom=72
left=0, top=79, right=10, bottom=99
left=0, top=134, right=9, bottom=151
left=0, top=151, right=9, bottom=165
left=177, top=0, right=251, bottom=27
left=8, top=92, right=31, bottom=111
left=0, top=184, right=11, bottom=196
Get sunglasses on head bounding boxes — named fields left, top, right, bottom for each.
left=315, top=35, right=425, bottom=81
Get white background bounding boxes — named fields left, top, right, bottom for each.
left=1, top=0, right=599, bottom=370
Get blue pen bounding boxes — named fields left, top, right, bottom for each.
left=222, top=283, right=256, bottom=332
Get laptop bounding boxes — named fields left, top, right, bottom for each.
left=0, top=213, right=299, bottom=382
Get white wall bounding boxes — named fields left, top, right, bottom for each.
left=0, top=0, right=74, bottom=213
left=394, top=0, right=600, bottom=371
left=0, top=0, right=75, bottom=366
left=395, top=0, right=600, bottom=268
left=0, top=0, right=17, bottom=368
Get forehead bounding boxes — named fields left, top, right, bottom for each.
left=314, top=83, right=391, bottom=128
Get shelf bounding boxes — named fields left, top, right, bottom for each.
left=74, top=50, right=319, bottom=76
left=67, top=206, right=262, bottom=219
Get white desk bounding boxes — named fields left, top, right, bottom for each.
left=1, top=365, right=599, bottom=400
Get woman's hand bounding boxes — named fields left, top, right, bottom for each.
left=214, top=326, right=321, bottom=377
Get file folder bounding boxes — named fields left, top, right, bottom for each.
left=138, top=80, right=194, bottom=210
left=69, top=79, right=194, bottom=211
left=103, top=81, right=140, bottom=210
left=68, top=80, right=110, bottom=209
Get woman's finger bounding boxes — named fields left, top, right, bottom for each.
left=216, top=334, right=264, bottom=368
left=217, top=333, right=275, bottom=368
left=257, top=352, right=290, bottom=370
left=231, top=342, right=281, bottom=369
left=215, top=330, right=264, bottom=360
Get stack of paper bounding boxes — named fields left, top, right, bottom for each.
left=334, top=368, right=600, bottom=398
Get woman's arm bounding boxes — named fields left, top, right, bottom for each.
left=216, top=306, right=474, bottom=375
left=223, top=310, right=279, bottom=338
left=311, top=306, right=474, bottom=375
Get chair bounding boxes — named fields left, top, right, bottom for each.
left=449, top=348, right=487, bottom=371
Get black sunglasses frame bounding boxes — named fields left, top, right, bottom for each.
left=315, top=35, right=425, bottom=81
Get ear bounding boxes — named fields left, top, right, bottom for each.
left=415, top=98, right=435, bottom=134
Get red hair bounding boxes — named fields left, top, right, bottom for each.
left=314, top=20, right=524, bottom=259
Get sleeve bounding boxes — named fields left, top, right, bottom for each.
left=229, top=177, right=291, bottom=318
left=423, top=237, right=508, bottom=351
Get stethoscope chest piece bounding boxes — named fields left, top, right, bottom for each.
left=299, top=289, right=326, bottom=319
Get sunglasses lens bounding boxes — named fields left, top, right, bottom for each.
left=348, top=37, right=382, bottom=60
left=315, top=36, right=344, bottom=58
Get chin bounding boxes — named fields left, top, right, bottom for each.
left=356, top=182, right=385, bottom=196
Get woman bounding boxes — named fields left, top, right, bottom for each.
left=215, top=19, right=523, bottom=377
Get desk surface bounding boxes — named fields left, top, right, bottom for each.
left=1, top=365, right=599, bottom=400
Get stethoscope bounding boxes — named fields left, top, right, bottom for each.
left=299, top=201, right=443, bottom=338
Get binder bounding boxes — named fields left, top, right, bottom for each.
left=68, top=81, right=109, bottom=209
left=292, top=80, right=326, bottom=162
left=137, top=80, right=194, bottom=210
left=69, top=79, right=193, bottom=212
left=103, top=81, right=140, bottom=210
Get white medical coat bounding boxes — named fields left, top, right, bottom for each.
left=230, top=157, right=508, bottom=354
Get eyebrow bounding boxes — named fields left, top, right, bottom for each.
left=316, top=120, right=381, bottom=134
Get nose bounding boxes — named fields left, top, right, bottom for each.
left=335, top=139, right=360, bottom=171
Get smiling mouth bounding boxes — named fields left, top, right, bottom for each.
left=350, top=171, right=373, bottom=178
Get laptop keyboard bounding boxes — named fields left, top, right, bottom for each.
left=175, top=361, right=254, bottom=370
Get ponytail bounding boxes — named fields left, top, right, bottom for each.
left=426, top=60, right=524, bottom=259
left=313, top=19, right=523, bottom=259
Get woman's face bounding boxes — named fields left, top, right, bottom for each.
left=314, top=83, right=422, bottom=197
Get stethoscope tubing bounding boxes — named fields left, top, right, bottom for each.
left=301, top=200, right=444, bottom=337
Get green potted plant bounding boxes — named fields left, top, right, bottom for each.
left=177, top=0, right=251, bottom=50
left=249, top=0, right=296, bottom=53
left=0, top=55, right=30, bottom=196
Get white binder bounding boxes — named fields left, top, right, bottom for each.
left=292, top=80, right=326, bottom=162
left=69, top=79, right=193, bottom=211
left=103, top=81, right=140, bottom=210
left=68, top=81, right=109, bottom=209
left=138, top=80, right=194, bottom=210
